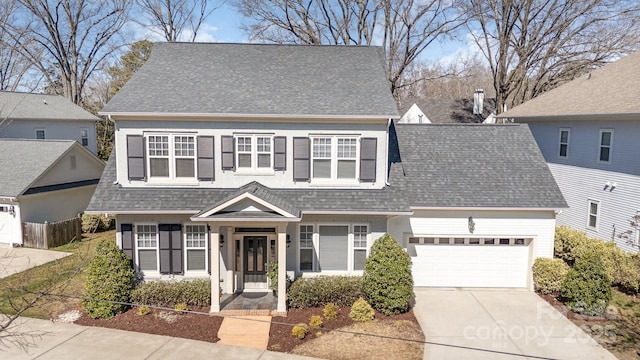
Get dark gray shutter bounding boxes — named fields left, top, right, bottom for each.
left=293, top=137, right=310, bottom=181
left=359, top=138, right=377, bottom=182
left=171, top=224, right=183, bottom=274
left=159, top=224, right=171, bottom=274
left=121, top=224, right=134, bottom=264
left=221, top=136, right=235, bottom=170
left=274, top=136, right=287, bottom=171
left=159, top=224, right=183, bottom=275
left=197, top=136, right=215, bottom=180
left=127, top=135, right=145, bottom=180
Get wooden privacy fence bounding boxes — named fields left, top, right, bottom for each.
left=22, top=216, right=82, bottom=249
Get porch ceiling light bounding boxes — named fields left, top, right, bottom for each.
left=286, top=234, right=291, bottom=247
left=219, top=234, right=224, bottom=247
left=468, top=216, right=475, bottom=234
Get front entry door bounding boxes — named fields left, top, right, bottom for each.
left=244, top=236, right=267, bottom=285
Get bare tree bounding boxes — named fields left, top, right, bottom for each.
left=136, top=0, right=222, bottom=42
left=236, top=0, right=467, bottom=97
left=2, top=0, right=132, bottom=105
left=0, top=0, right=35, bottom=91
left=466, top=0, right=640, bottom=114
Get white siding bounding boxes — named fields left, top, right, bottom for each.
left=114, top=119, right=389, bottom=190
left=387, top=210, right=557, bottom=259
left=30, top=146, right=104, bottom=188
left=19, top=186, right=96, bottom=223
left=0, top=120, right=98, bottom=155
left=549, top=163, right=640, bottom=252
left=525, top=119, right=640, bottom=253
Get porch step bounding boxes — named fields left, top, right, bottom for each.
left=220, top=309, right=273, bottom=316
left=217, top=315, right=272, bottom=350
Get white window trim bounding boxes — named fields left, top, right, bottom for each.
left=598, top=129, right=614, bottom=163
left=35, top=128, right=46, bottom=139
left=183, top=223, right=208, bottom=274
left=135, top=222, right=160, bottom=274
left=145, top=133, right=198, bottom=182
left=80, top=128, right=89, bottom=147
left=558, top=128, right=570, bottom=159
left=587, top=199, right=600, bottom=230
left=352, top=224, right=369, bottom=272
left=298, top=224, right=315, bottom=272
left=299, top=223, right=370, bottom=274
left=234, top=134, right=275, bottom=174
left=310, top=135, right=360, bottom=183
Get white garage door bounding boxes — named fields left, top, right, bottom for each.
left=0, top=206, right=14, bottom=244
left=410, top=236, right=531, bottom=288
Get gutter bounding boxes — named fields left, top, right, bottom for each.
left=99, top=111, right=398, bottom=121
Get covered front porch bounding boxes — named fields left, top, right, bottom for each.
left=191, top=183, right=301, bottom=314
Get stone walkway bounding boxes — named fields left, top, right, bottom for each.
left=217, top=315, right=272, bottom=350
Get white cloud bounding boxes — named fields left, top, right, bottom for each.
left=123, top=21, right=219, bottom=43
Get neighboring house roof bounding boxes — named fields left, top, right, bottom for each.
left=398, top=98, right=496, bottom=124
left=0, top=139, right=79, bottom=197
left=87, top=124, right=566, bottom=213
left=499, top=51, right=640, bottom=119
left=389, top=124, right=567, bottom=209
left=0, top=92, right=98, bottom=121
left=101, top=42, right=399, bottom=118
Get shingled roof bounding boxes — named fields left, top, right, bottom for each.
left=0, top=139, right=76, bottom=197
left=87, top=124, right=566, bottom=213
left=499, top=51, right=640, bottom=119
left=101, top=42, right=398, bottom=118
left=388, top=124, right=567, bottom=208
left=0, top=92, right=98, bottom=121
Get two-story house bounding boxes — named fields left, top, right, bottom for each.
left=499, top=51, right=640, bottom=253
left=87, top=42, right=566, bottom=313
left=0, top=91, right=99, bottom=155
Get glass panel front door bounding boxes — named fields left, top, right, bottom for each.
left=244, top=236, right=267, bottom=283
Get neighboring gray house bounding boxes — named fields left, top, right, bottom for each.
left=398, top=91, right=496, bottom=124
left=87, top=42, right=565, bottom=314
left=0, top=92, right=99, bottom=155
left=0, top=139, right=105, bottom=246
left=499, top=51, right=640, bottom=253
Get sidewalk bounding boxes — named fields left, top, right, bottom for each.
left=4, top=317, right=316, bottom=360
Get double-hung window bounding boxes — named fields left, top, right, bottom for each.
left=558, top=128, right=570, bottom=158
left=587, top=200, right=599, bottom=229
left=184, top=224, right=207, bottom=271
left=353, top=225, right=368, bottom=270
left=147, top=135, right=196, bottom=179
left=599, top=129, right=613, bottom=163
left=299, top=225, right=314, bottom=271
left=80, top=128, right=89, bottom=147
left=312, top=136, right=358, bottom=180
left=136, top=224, right=158, bottom=271
left=236, top=135, right=273, bottom=170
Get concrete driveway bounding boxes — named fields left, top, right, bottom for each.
left=413, top=288, right=616, bottom=360
left=0, top=245, right=71, bottom=279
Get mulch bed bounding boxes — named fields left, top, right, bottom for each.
left=539, top=294, right=608, bottom=321
left=268, top=306, right=420, bottom=353
left=74, top=304, right=421, bottom=355
left=75, top=306, right=223, bottom=342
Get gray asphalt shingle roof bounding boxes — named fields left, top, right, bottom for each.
left=0, top=92, right=98, bottom=121
left=390, top=124, right=567, bottom=208
left=87, top=124, right=566, bottom=213
left=0, top=139, right=76, bottom=197
left=101, top=42, right=399, bottom=117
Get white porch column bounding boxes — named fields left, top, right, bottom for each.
left=277, top=225, right=287, bottom=313
left=226, top=226, right=234, bottom=293
left=210, top=224, right=221, bottom=313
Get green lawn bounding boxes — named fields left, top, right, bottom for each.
left=0, top=231, right=113, bottom=319
left=608, top=290, right=640, bottom=355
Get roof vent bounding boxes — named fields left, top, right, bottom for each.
left=473, top=89, right=484, bottom=115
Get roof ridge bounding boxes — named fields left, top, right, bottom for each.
left=155, top=42, right=383, bottom=49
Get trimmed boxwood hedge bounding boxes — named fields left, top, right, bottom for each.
left=287, top=276, right=364, bottom=308
left=131, top=279, right=211, bottom=307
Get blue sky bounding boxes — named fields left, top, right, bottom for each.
left=132, top=2, right=476, bottom=67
